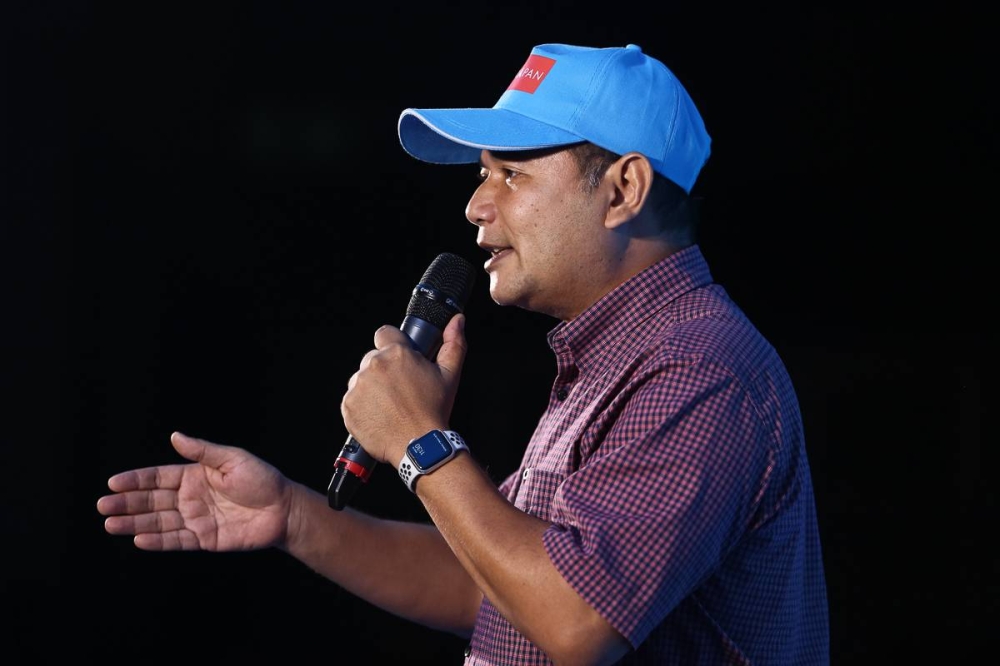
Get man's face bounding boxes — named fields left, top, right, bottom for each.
left=467, top=148, right=614, bottom=321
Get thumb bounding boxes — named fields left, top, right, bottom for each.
left=171, top=431, right=232, bottom=469
left=435, top=314, right=468, bottom=383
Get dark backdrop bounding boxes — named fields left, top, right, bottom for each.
left=2, top=3, right=988, bottom=663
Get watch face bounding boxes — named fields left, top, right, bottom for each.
left=408, top=431, right=452, bottom=471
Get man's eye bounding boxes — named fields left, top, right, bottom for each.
left=476, top=167, right=520, bottom=184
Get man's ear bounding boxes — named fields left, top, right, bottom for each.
left=604, top=152, right=653, bottom=230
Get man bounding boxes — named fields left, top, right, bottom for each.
left=98, top=43, right=829, bottom=664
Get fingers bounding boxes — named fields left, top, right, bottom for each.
left=373, top=324, right=406, bottom=349
left=436, top=314, right=468, bottom=380
left=102, top=506, right=186, bottom=535
left=99, top=490, right=201, bottom=551
left=105, top=463, right=187, bottom=493
left=133, top=530, right=203, bottom=551
left=96, top=486, right=179, bottom=517
left=98, top=485, right=205, bottom=551
left=97, top=431, right=232, bottom=552
left=103, top=432, right=224, bottom=495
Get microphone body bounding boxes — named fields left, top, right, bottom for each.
left=327, top=252, right=476, bottom=510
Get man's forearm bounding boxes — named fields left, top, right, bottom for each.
left=281, top=480, right=482, bottom=636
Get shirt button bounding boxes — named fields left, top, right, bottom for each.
left=556, top=386, right=569, bottom=401
left=464, top=644, right=472, bottom=657
left=522, top=468, right=531, bottom=480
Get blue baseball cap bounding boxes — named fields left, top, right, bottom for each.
left=398, top=43, right=711, bottom=194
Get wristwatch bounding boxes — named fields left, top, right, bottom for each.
left=397, top=429, right=468, bottom=492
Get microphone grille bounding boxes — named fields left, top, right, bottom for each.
left=406, top=253, right=477, bottom=327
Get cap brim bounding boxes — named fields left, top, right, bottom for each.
left=398, top=108, right=584, bottom=165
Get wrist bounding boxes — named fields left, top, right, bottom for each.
left=398, top=429, right=469, bottom=492
left=279, top=480, right=313, bottom=556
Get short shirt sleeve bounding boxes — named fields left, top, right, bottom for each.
left=542, top=358, right=774, bottom=647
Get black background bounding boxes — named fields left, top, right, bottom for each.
left=2, top=3, right=989, bottom=663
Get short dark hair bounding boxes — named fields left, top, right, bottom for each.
left=567, top=142, right=699, bottom=247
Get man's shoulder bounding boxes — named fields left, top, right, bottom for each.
left=638, top=284, right=782, bottom=378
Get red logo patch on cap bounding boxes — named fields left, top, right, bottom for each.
left=507, top=54, right=556, bottom=94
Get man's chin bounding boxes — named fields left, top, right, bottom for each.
left=488, top=285, right=519, bottom=309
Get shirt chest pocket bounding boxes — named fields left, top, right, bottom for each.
left=511, top=467, right=566, bottom=522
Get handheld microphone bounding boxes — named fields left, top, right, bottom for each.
left=327, top=252, right=477, bottom=510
